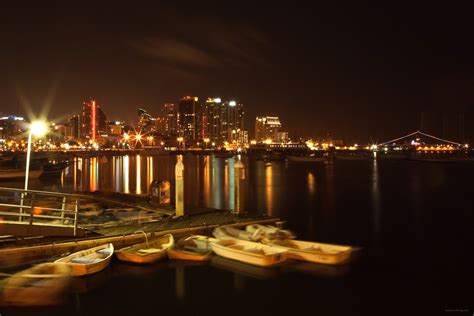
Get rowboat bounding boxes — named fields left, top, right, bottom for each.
left=286, top=155, right=326, bottom=163
left=0, top=168, right=43, bottom=181
left=1, top=263, right=71, bottom=306
left=168, top=235, right=215, bottom=261
left=211, top=239, right=287, bottom=267
left=264, top=239, right=353, bottom=265
left=115, top=233, right=174, bottom=264
left=213, top=226, right=264, bottom=241
left=245, top=224, right=295, bottom=241
left=55, top=243, right=114, bottom=276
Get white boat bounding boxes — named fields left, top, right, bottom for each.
left=245, top=224, right=295, bottom=241
left=115, top=234, right=174, bottom=264
left=211, top=239, right=287, bottom=267
left=286, top=155, right=326, bottom=163
left=55, top=243, right=114, bottom=276
left=264, top=239, right=353, bottom=265
left=213, top=226, right=264, bottom=241
left=0, top=263, right=71, bottom=306
left=0, top=168, right=43, bottom=181
left=168, top=235, right=214, bottom=261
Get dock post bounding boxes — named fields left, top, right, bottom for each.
left=175, top=155, right=184, bottom=217
left=234, top=158, right=245, bottom=213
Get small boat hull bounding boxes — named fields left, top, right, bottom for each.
left=286, top=155, right=326, bottom=163
left=211, top=239, right=287, bottom=267
left=115, top=234, right=174, bottom=264
left=168, top=235, right=214, bottom=261
left=0, top=169, right=43, bottom=181
left=266, top=240, right=353, bottom=265
left=1, top=263, right=71, bottom=306
left=55, top=243, right=114, bottom=276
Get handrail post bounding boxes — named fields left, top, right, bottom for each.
left=19, top=191, right=25, bottom=222
left=73, top=199, right=78, bottom=236
left=61, top=196, right=67, bottom=225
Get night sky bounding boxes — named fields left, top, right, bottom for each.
left=1, top=2, right=473, bottom=143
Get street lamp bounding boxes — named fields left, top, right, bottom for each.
left=25, top=121, right=48, bottom=191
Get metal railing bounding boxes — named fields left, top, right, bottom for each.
left=0, top=187, right=80, bottom=236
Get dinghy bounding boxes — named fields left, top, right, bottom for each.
left=55, top=243, right=114, bottom=276
left=213, top=226, right=264, bottom=241
left=211, top=239, right=287, bottom=267
left=168, top=235, right=215, bottom=261
left=115, top=233, right=174, bottom=264
left=264, top=239, right=353, bottom=265
left=0, top=168, right=43, bottom=181
left=245, top=224, right=295, bottom=241
left=1, top=263, right=71, bottom=306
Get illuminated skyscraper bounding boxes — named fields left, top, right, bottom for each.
left=69, top=115, right=80, bottom=139
left=162, top=103, right=177, bottom=136
left=81, top=99, right=106, bottom=140
left=255, top=116, right=282, bottom=143
left=178, top=96, right=198, bottom=141
left=224, top=100, right=244, bottom=143
left=137, top=108, right=156, bottom=133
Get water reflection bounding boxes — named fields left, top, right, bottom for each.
left=265, top=164, right=273, bottom=215
left=136, top=154, right=142, bottom=194
left=372, top=159, right=381, bottom=248
left=123, top=155, right=129, bottom=194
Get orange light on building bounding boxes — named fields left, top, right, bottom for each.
left=91, top=100, right=96, bottom=141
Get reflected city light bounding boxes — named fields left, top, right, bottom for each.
left=228, top=158, right=235, bottom=211
left=147, top=156, right=153, bottom=192
left=203, top=156, right=211, bottom=206
left=136, top=155, right=142, bottom=194
left=307, top=172, right=315, bottom=196
left=265, top=164, right=273, bottom=215
left=123, top=155, right=129, bottom=194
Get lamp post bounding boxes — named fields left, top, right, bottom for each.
left=24, top=121, right=48, bottom=191
left=20, top=121, right=47, bottom=221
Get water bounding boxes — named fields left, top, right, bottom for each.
left=1, top=154, right=473, bottom=315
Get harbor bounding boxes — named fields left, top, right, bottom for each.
left=0, top=153, right=472, bottom=315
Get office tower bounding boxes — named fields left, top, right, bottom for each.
left=178, top=96, right=198, bottom=141
left=137, top=108, right=156, bottom=133
left=81, top=99, right=106, bottom=140
left=162, top=103, right=177, bottom=136
left=255, top=116, right=282, bottom=143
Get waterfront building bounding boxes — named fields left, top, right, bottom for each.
left=69, top=115, right=80, bottom=139
left=162, top=103, right=177, bottom=137
left=255, top=116, right=282, bottom=143
left=107, top=120, right=124, bottom=136
left=81, top=99, right=106, bottom=140
left=178, top=96, right=198, bottom=142
left=200, top=98, right=245, bottom=145
left=137, top=108, right=156, bottom=133
left=224, top=100, right=244, bottom=143
left=0, top=115, right=26, bottom=140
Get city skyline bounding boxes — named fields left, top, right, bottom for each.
left=1, top=3, right=473, bottom=143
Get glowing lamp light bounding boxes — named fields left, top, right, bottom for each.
left=213, top=98, right=221, bottom=103
left=30, top=121, right=48, bottom=137
left=135, top=134, right=142, bottom=141
left=123, top=133, right=130, bottom=141
left=229, top=100, right=236, bottom=106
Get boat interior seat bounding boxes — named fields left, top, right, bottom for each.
left=96, top=248, right=112, bottom=255
left=138, top=248, right=162, bottom=253
left=71, top=257, right=101, bottom=264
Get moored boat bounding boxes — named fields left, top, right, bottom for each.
left=286, top=155, right=326, bottom=163
left=213, top=226, right=264, bottom=241
left=264, top=239, right=353, bottom=265
left=245, top=224, right=295, bottom=241
left=0, top=168, right=43, bottom=181
left=1, top=262, right=71, bottom=306
left=115, top=234, right=174, bottom=264
left=211, top=239, right=287, bottom=267
left=168, top=235, right=215, bottom=261
left=55, top=243, right=114, bottom=276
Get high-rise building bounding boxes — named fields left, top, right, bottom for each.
left=81, top=99, right=106, bottom=140
left=69, top=115, right=80, bottom=139
left=0, top=115, right=26, bottom=140
left=255, top=116, right=282, bottom=143
left=162, top=103, right=177, bottom=136
left=224, top=100, right=244, bottom=143
left=178, top=96, right=198, bottom=141
left=202, top=97, right=222, bottom=143
left=137, top=108, right=156, bottom=133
